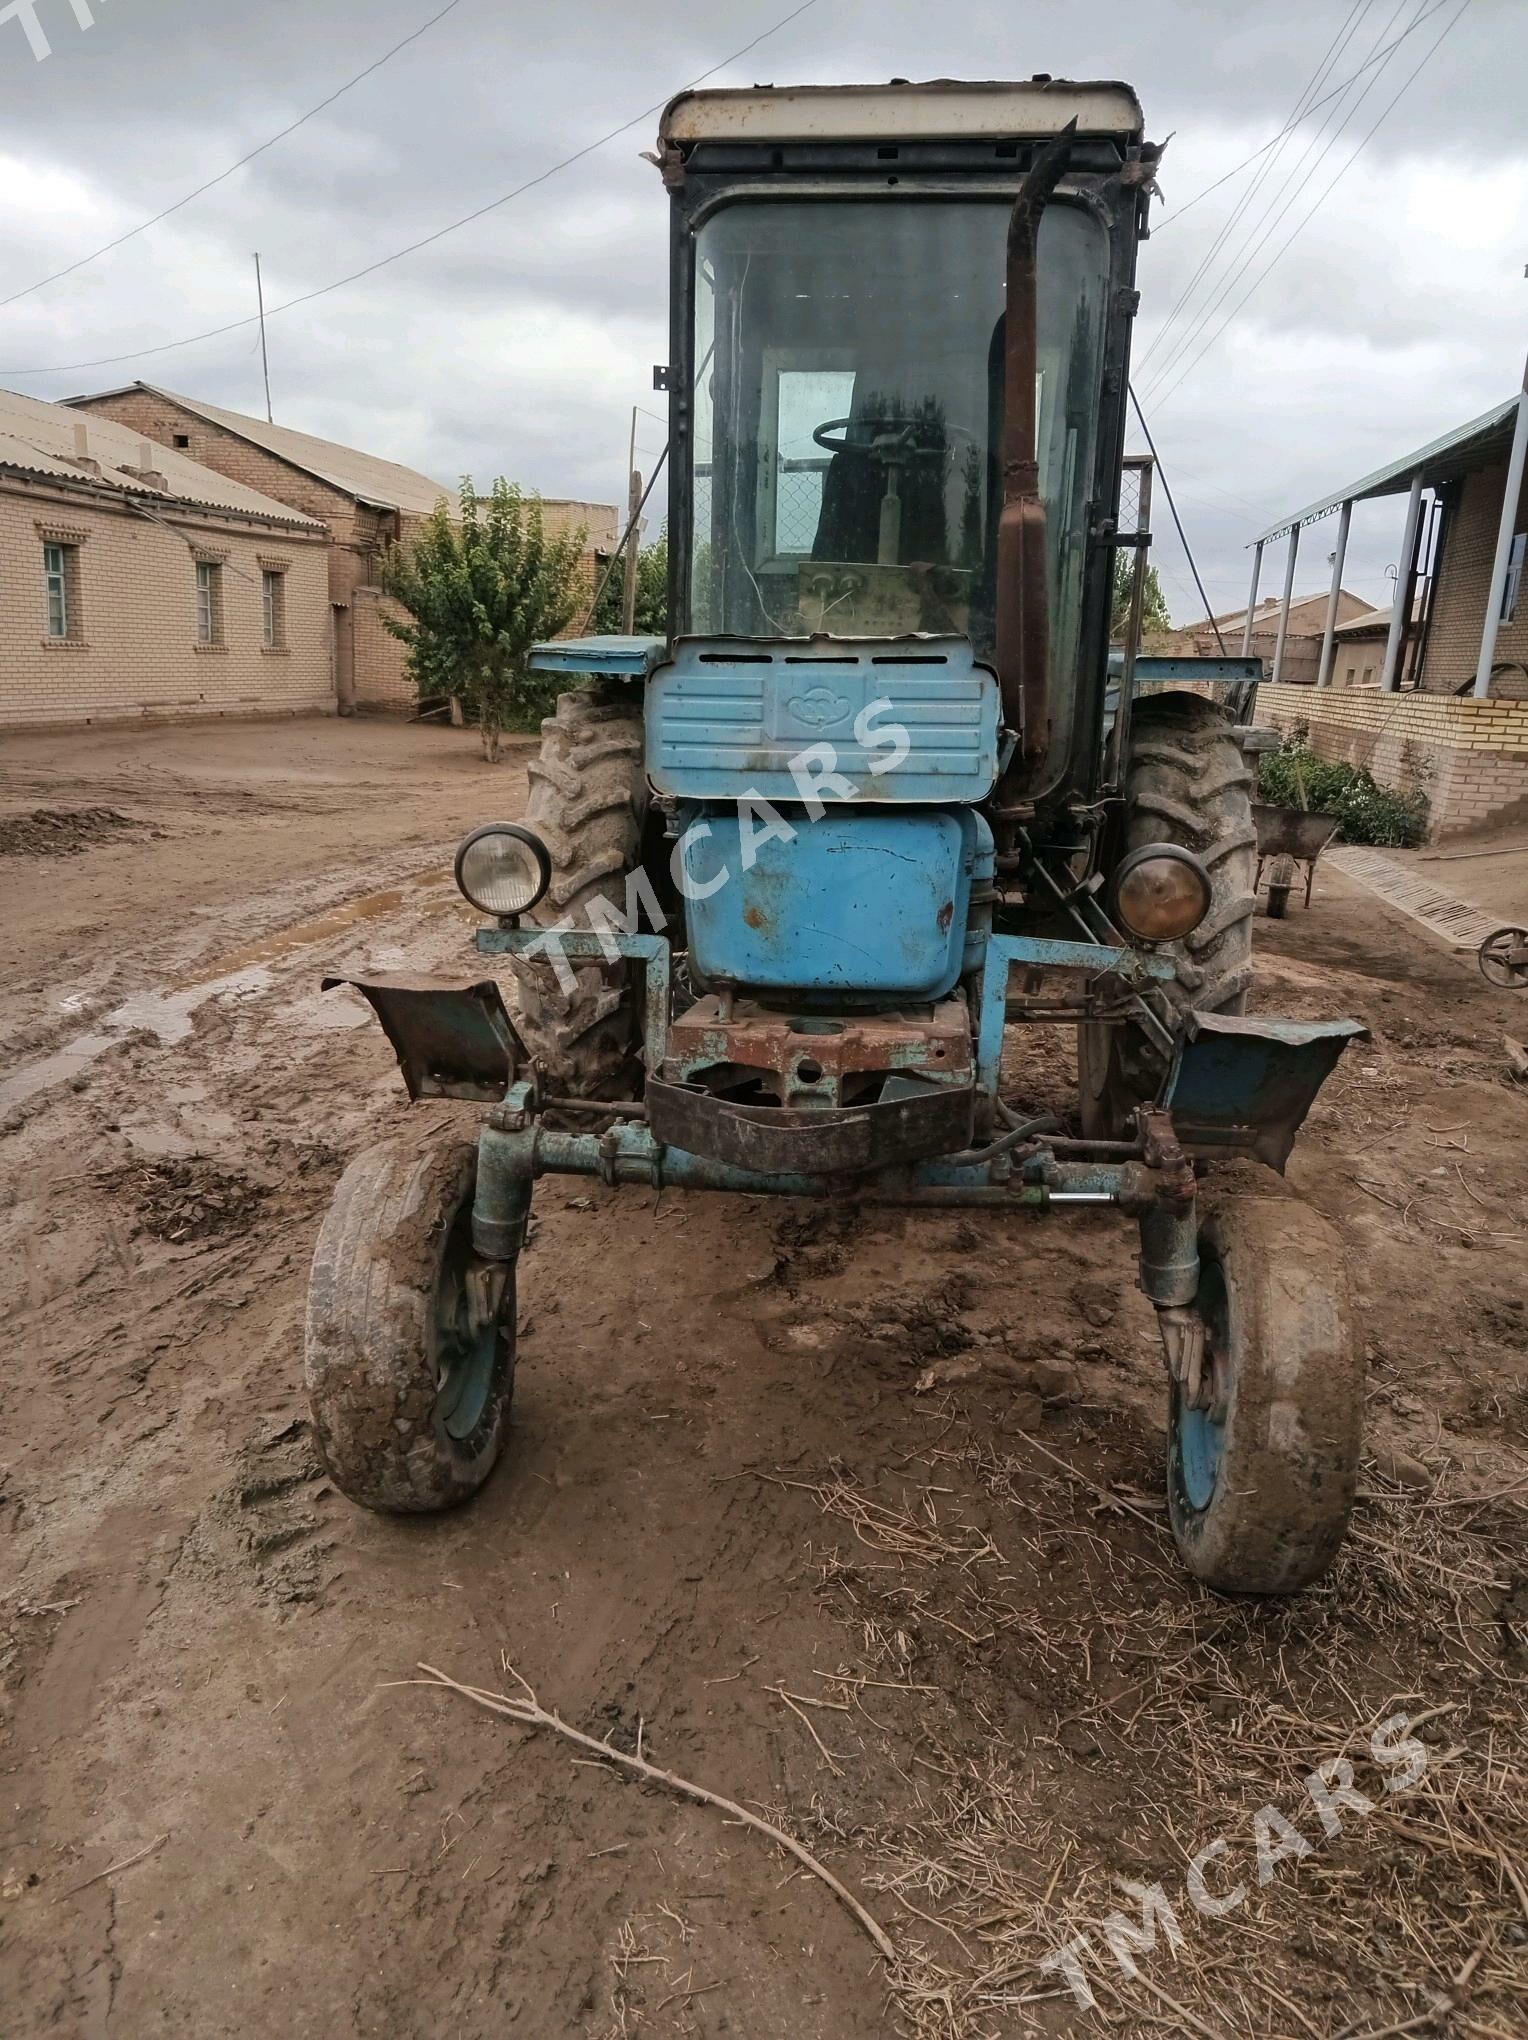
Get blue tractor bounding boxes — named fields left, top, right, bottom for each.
left=308, top=79, right=1367, bottom=1594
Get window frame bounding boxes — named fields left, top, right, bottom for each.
left=1501, top=529, right=1526, bottom=625
left=260, top=566, right=287, bottom=650
left=194, top=558, right=224, bottom=646
left=43, top=541, right=72, bottom=640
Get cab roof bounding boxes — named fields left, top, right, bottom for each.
left=660, top=78, right=1144, bottom=147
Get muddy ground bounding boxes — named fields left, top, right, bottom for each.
left=1, top=718, right=1525, bottom=2039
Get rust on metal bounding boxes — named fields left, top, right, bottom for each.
left=322, top=974, right=524, bottom=1102
left=996, top=119, right=1077, bottom=776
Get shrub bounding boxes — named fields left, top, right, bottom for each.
left=1258, top=740, right=1428, bottom=849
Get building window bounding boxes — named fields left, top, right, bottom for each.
left=172, top=433, right=191, bottom=449
left=1502, top=531, right=1526, bottom=624
left=43, top=541, right=78, bottom=640
left=195, top=559, right=224, bottom=644
left=261, top=567, right=287, bottom=649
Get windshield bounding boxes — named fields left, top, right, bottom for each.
left=687, top=196, right=1111, bottom=715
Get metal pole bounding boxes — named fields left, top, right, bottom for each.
left=1381, top=474, right=1425, bottom=693
left=621, top=406, right=641, bottom=634
left=1271, top=525, right=1300, bottom=686
left=1472, top=376, right=1528, bottom=698
left=1316, top=499, right=1352, bottom=689
left=1241, top=541, right=1264, bottom=655
left=254, top=253, right=273, bottom=424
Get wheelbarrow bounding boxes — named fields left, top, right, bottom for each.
left=1478, top=927, right=1528, bottom=990
left=1253, top=804, right=1342, bottom=919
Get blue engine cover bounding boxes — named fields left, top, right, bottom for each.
left=679, top=805, right=990, bottom=1000
left=647, top=635, right=999, bottom=805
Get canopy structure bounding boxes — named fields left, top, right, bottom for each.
left=1243, top=390, right=1528, bottom=698
left=1252, top=398, right=1521, bottom=548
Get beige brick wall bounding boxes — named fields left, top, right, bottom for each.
left=1420, top=457, right=1528, bottom=698
left=1254, top=681, right=1528, bottom=840
left=351, top=585, right=415, bottom=711
left=0, top=477, right=331, bottom=730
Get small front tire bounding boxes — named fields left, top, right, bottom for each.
left=1167, top=1190, right=1360, bottom=1595
left=305, top=1136, right=515, bottom=1513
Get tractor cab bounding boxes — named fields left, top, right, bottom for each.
left=663, top=78, right=1142, bottom=801
left=311, top=81, right=1371, bottom=1603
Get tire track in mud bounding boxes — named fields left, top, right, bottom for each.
left=4, top=803, right=1528, bottom=2035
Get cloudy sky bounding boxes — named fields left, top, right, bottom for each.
left=2, top=0, right=1524, bottom=622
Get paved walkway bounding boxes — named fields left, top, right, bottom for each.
left=1326, top=845, right=1505, bottom=953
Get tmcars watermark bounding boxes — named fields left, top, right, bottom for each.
left=518, top=700, right=913, bottom=992
left=2, top=0, right=109, bottom=65
left=1036, top=1711, right=1444, bottom=2012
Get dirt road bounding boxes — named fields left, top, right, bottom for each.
left=2, top=719, right=1525, bottom=2037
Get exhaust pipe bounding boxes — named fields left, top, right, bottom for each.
left=996, top=118, right=1076, bottom=775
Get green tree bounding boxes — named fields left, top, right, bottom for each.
left=589, top=530, right=669, bottom=637
left=1110, top=555, right=1172, bottom=645
left=378, top=479, right=587, bottom=761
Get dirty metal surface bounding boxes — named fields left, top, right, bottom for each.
left=1165, top=1011, right=1368, bottom=1172
left=663, top=994, right=972, bottom=1102
left=646, top=636, right=999, bottom=804
left=681, top=806, right=981, bottom=1001
left=646, top=1070, right=976, bottom=1175
left=322, top=974, right=522, bottom=1101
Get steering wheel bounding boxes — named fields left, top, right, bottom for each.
left=811, top=415, right=976, bottom=459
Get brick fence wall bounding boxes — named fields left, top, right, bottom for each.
left=1253, top=681, right=1528, bottom=840
left=0, top=478, right=331, bottom=729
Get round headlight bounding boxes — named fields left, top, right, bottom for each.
left=454, top=824, right=551, bottom=918
left=1113, top=843, right=1213, bottom=944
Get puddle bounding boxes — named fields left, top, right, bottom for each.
left=1, top=869, right=463, bottom=1122
left=0, top=966, right=271, bottom=1118
left=176, top=867, right=454, bottom=985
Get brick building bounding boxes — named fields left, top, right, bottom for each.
left=0, top=388, right=330, bottom=731
left=69, top=384, right=618, bottom=712
left=1250, top=386, right=1528, bottom=838
left=1162, top=587, right=1370, bottom=686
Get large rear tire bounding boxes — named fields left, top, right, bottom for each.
left=1080, top=694, right=1257, bottom=1137
left=1167, top=1190, right=1360, bottom=1594
left=506, top=687, right=647, bottom=1097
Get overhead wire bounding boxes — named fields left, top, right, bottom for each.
left=1150, top=0, right=1459, bottom=232
left=1147, top=0, right=1469, bottom=414
left=1, top=0, right=468, bottom=309
left=1127, top=386, right=1228, bottom=650
left=1140, top=0, right=1418, bottom=402
left=1135, top=0, right=1373, bottom=377
left=1, top=0, right=819, bottom=379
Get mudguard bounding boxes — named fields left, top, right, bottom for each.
left=323, top=975, right=522, bottom=1101
left=1164, top=1011, right=1368, bottom=1171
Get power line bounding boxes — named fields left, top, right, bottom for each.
left=1128, top=387, right=1227, bottom=650
left=1135, top=0, right=1372, bottom=376
left=1148, top=0, right=1468, bottom=415
left=1141, top=0, right=1416, bottom=402
left=1150, top=0, right=1458, bottom=232
left=1, top=0, right=467, bottom=310
left=1, top=0, right=819, bottom=379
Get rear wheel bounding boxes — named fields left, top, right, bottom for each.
left=1167, top=1190, right=1360, bottom=1594
left=1080, top=694, right=1257, bottom=1137
left=506, top=687, right=647, bottom=1097
left=305, top=1136, right=514, bottom=1513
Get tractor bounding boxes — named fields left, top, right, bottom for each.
left=308, top=79, right=1367, bottom=1595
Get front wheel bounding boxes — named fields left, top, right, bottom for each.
left=305, top=1136, right=515, bottom=1512
left=1167, top=1190, right=1360, bottom=1594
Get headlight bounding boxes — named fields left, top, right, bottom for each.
left=454, top=824, right=551, bottom=918
left=1113, top=843, right=1212, bottom=944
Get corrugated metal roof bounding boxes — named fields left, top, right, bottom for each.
left=1252, top=395, right=1523, bottom=546
left=70, top=382, right=454, bottom=514
left=0, top=387, right=325, bottom=528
